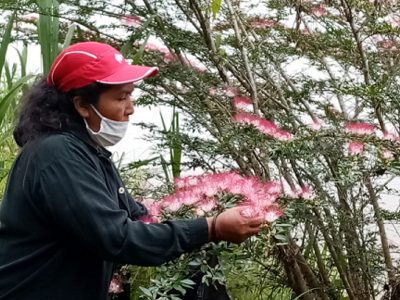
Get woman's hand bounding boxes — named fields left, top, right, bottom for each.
left=206, top=207, right=265, bottom=244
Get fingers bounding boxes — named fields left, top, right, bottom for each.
left=246, top=216, right=265, bottom=227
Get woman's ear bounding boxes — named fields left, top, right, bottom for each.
left=73, top=96, right=90, bottom=118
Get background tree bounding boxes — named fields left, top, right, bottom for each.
left=1, top=0, right=400, bottom=299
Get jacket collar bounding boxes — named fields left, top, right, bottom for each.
left=65, top=121, right=112, bottom=158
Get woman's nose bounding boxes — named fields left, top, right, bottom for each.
left=125, top=99, right=135, bottom=116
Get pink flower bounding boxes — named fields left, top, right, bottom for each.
left=233, top=113, right=277, bottom=134
left=240, top=205, right=260, bottom=218
left=225, top=87, right=239, bottom=98
left=21, top=14, right=38, bottom=22
left=312, top=6, right=328, bottom=17
left=383, top=131, right=400, bottom=142
left=272, top=129, right=292, bottom=141
left=158, top=47, right=170, bottom=54
left=177, top=190, right=200, bottom=206
left=119, top=16, right=141, bottom=28
left=300, top=186, right=315, bottom=200
left=161, top=196, right=183, bottom=211
left=163, top=52, right=178, bottom=63
left=194, top=209, right=205, bottom=216
left=138, top=215, right=159, bottom=224
left=109, top=274, right=123, bottom=294
left=145, top=43, right=159, bottom=51
left=145, top=202, right=162, bottom=216
left=197, top=198, right=217, bottom=212
left=372, top=35, right=385, bottom=42
left=309, top=119, right=323, bottom=130
left=209, top=87, right=218, bottom=95
left=382, top=149, right=393, bottom=159
left=263, top=205, right=284, bottom=222
left=302, top=29, right=310, bottom=35
left=345, top=123, right=374, bottom=135
left=382, top=40, right=393, bottom=48
left=348, top=141, right=364, bottom=155
left=252, top=19, right=274, bottom=28
left=391, top=18, right=400, bottom=28
left=234, top=97, right=252, bottom=109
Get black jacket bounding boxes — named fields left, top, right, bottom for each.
left=0, top=124, right=208, bottom=300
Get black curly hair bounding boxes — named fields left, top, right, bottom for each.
left=13, top=77, right=111, bottom=147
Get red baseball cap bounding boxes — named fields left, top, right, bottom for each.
left=47, top=42, right=159, bottom=92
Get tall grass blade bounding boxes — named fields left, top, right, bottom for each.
left=0, top=13, right=15, bottom=78
left=0, top=75, right=35, bottom=125
left=62, top=24, right=76, bottom=50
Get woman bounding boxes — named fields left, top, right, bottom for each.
left=0, top=42, right=264, bottom=300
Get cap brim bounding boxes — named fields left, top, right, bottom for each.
left=97, top=65, right=159, bottom=84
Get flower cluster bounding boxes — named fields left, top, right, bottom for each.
left=147, top=172, right=284, bottom=223
left=109, top=274, right=123, bottom=294
left=349, top=141, right=364, bottom=155
left=233, top=97, right=252, bottom=110
left=345, top=123, right=374, bottom=135
left=233, top=113, right=292, bottom=141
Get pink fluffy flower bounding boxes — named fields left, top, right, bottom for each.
left=233, top=113, right=280, bottom=136
left=312, top=6, right=328, bottom=17
left=309, top=119, right=323, bottom=130
left=163, top=52, right=178, bottom=63
left=145, top=202, right=162, bottom=216
left=348, top=141, right=364, bottom=155
left=161, top=195, right=183, bottom=211
left=145, top=43, right=159, bottom=51
left=138, top=215, right=159, bottom=224
left=234, top=97, right=252, bottom=110
left=119, top=16, right=141, bottom=28
left=209, top=87, right=218, bottom=95
left=383, top=131, right=400, bottom=142
left=240, top=205, right=260, bottom=218
left=391, top=18, right=400, bottom=28
left=109, top=274, right=123, bottom=294
left=263, top=206, right=284, bottom=222
left=197, top=198, right=217, bottom=212
left=302, top=29, right=310, bottom=35
left=252, top=19, right=274, bottom=28
left=345, top=123, right=374, bottom=135
left=300, top=186, right=315, bottom=200
left=225, top=87, right=239, bottom=98
left=272, top=129, right=292, bottom=141
left=382, top=149, right=393, bottom=159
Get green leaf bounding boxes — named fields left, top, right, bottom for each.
left=215, top=34, right=221, bottom=49
left=0, top=13, right=15, bottom=78
left=174, top=285, right=186, bottom=295
left=63, top=24, right=77, bottom=50
left=133, top=31, right=151, bottom=65
left=160, top=154, right=170, bottom=184
left=0, top=75, right=35, bottom=126
left=212, top=0, right=222, bottom=19
left=139, top=286, right=152, bottom=298
left=180, top=279, right=195, bottom=286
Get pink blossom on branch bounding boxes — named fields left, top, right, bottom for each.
left=109, top=274, right=123, bottom=294
left=263, top=205, right=285, bottom=222
left=348, top=141, right=364, bottom=155
left=312, top=6, right=328, bottom=17
left=300, top=186, right=315, bottom=200
left=234, top=97, right=252, bottom=110
left=252, top=19, right=274, bottom=28
left=225, top=87, right=239, bottom=98
left=145, top=202, right=162, bottom=216
left=345, top=123, right=374, bottom=135
left=309, top=119, right=324, bottom=131
left=119, top=16, right=141, bottom=28
left=382, top=149, right=393, bottom=160
left=233, top=113, right=292, bottom=141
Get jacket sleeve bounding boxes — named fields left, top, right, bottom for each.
left=37, top=158, right=208, bottom=266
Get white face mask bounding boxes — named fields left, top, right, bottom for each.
left=84, top=105, right=129, bottom=147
